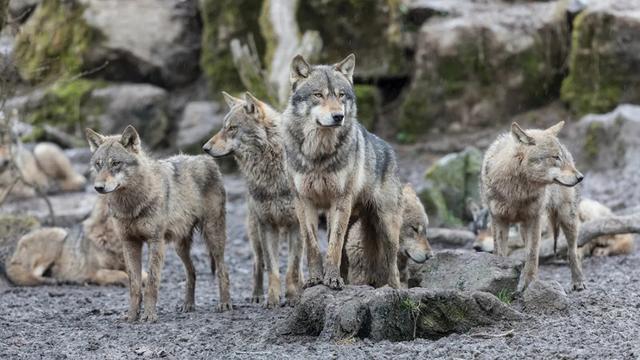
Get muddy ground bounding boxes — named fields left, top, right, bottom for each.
left=2, top=131, right=640, bottom=359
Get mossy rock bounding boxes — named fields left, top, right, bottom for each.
left=420, top=147, right=482, bottom=225
left=560, top=4, right=640, bottom=115
left=0, top=0, right=8, bottom=31
left=199, top=0, right=265, bottom=97
left=297, top=0, right=409, bottom=79
left=13, top=0, right=101, bottom=83
left=354, top=85, right=381, bottom=131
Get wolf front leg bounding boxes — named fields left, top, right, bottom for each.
left=262, top=224, right=282, bottom=308
left=247, top=212, right=264, bottom=303
left=517, top=217, right=542, bottom=293
left=561, top=214, right=586, bottom=291
left=295, top=197, right=323, bottom=288
left=203, top=214, right=232, bottom=312
left=122, top=239, right=143, bottom=322
left=378, top=211, right=403, bottom=289
left=284, top=226, right=304, bottom=306
left=491, top=217, right=511, bottom=257
left=324, top=195, right=353, bottom=290
left=141, top=238, right=165, bottom=322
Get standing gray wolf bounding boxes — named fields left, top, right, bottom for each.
left=471, top=199, right=634, bottom=258
left=85, top=125, right=231, bottom=322
left=282, top=53, right=404, bottom=289
left=7, top=196, right=129, bottom=286
left=343, top=184, right=433, bottom=287
left=481, top=121, right=585, bottom=292
left=203, top=91, right=303, bottom=308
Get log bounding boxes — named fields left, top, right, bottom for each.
left=577, top=213, right=640, bottom=247
left=428, top=227, right=475, bottom=247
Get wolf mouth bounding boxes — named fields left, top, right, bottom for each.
left=553, top=178, right=578, bottom=187
left=316, top=120, right=343, bottom=128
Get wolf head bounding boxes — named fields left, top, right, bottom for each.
left=287, top=54, right=357, bottom=128
left=203, top=92, right=276, bottom=158
left=85, top=125, right=142, bottom=194
left=400, top=184, right=433, bottom=263
left=511, top=121, right=584, bottom=187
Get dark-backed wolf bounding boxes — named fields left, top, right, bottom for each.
left=86, top=125, right=231, bottom=322
left=203, top=91, right=303, bottom=308
left=282, top=54, right=404, bottom=289
left=481, top=121, right=585, bottom=292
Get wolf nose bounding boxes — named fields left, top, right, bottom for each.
left=577, top=173, right=585, bottom=183
left=94, top=185, right=105, bottom=193
left=332, top=113, right=344, bottom=123
left=202, top=145, right=211, bottom=154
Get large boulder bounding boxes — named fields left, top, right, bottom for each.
left=0, top=192, right=95, bottom=228
left=419, top=147, right=482, bottom=226
left=175, top=101, right=223, bottom=154
left=572, top=104, right=640, bottom=209
left=276, top=285, right=522, bottom=342
left=14, top=0, right=201, bottom=88
left=398, top=1, right=569, bottom=138
left=522, top=280, right=569, bottom=314
left=408, top=250, right=522, bottom=295
left=561, top=0, right=640, bottom=115
left=297, top=0, right=408, bottom=80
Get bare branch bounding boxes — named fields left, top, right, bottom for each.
left=577, top=213, right=640, bottom=247
left=428, top=227, right=475, bottom=246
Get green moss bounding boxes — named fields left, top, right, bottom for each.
left=297, top=0, right=408, bottom=78
left=199, top=0, right=265, bottom=97
left=24, top=79, right=104, bottom=139
left=354, top=85, right=380, bottom=131
left=561, top=11, right=625, bottom=115
left=583, top=121, right=603, bottom=162
left=13, top=0, right=101, bottom=84
left=0, top=0, right=8, bottom=31
left=0, top=214, right=40, bottom=244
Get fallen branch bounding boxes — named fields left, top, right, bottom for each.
left=578, top=213, right=640, bottom=247
left=428, top=227, right=475, bottom=246
left=471, top=329, right=515, bottom=338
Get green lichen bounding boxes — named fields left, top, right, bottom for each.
left=354, top=85, right=380, bottom=131
left=13, top=0, right=101, bottom=84
left=0, top=0, right=8, bottom=32
left=583, top=121, right=603, bottom=162
left=561, top=11, right=625, bottom=115
left=24, top=79, right=104, bottom=140
left=199, top=0, right=264, bottom=97
left=297, top=0, right=408, bottom=78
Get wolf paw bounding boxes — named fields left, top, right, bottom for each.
left=572, top=282, right=586, bottom=291
left=250, top=295, right=263, bottom=304
left=177, top=302, right=195, bottom=313
left=140, top=310, right=158, bottom=323
left=303, top=277, right=323, bottom=289
left=284, top=296, right=300, bottom=307
left=593, top=248, right=609, bottom=257
left=216, top=302, right=232, bottom=312
left=123, top=310, right=140, bottom=323
left=264, top=298, right=280, bottom=309
left=323, top=275, right=344, bottom=290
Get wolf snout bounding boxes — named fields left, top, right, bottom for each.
left=332, top=113, right=344, bottom=125
left=94, top=185, right=107, bottom=194
left=576, top=173, right=585, bottom=183
left=202, top=144, right=211, bottom=154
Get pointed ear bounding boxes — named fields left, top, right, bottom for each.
left=290, top=55, right=311, bottom=86
left=545, top=120, right=565, bottom=136
left=85, top=128, right=105, bottom=152
left=221, top=91, right=243, bottom=108
left=120, top=125, right=141, bottom=153
left=511, top=122, right=535, bottom=145
left=243, top=92, right=265, bottom=120
left=333, top=53, right=356, bottom=83
left=402, top=183, right=416, bottom=197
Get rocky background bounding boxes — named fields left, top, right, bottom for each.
left=2, top=0, right=640, bottom=358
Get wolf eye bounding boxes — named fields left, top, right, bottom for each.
left=227, top=126, right=238, bottom=132
left=111, top=160, right=121, bottom=167
left=313, top=92, right=323, bottom=99
left=94, top=160, right=102, bottom=169
left=338, top=92, right=345, bottom=99
left=552, top=155, right=561, bottom=161
left=411, top=226, right=420, bottom=233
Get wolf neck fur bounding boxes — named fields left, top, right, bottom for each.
left=234, top=124, right=287, bottom=192
left=107, top=155, right=162, bottom=220
left=285, top=110, right=355, bottom=160
left=492, top=144, right=547, bottom=205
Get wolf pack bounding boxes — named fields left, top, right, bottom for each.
left=5, top=53, right=621, bottom=323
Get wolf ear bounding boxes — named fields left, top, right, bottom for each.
left=290, top=55, right=311, bottom=86
left=85, top=128, right=105, bottom=152
left=545, top=120, right=565, bottom=136
left=221, top=91, right=243, bottom=108
left=120, top=125, right=141, bottom=153
left=511, top=122, right=535, bottom=145
left=243, top=92, right=265, bottom=120
left=333, top=53, right=356, bottom=83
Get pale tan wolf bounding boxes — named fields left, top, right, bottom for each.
left=471, top=199, right=634, bottom=258
left=203, top=91, right=303, bottom=308
left=481, top=121, right=585, bottom=292
left=85, top=125, right=231, bottom=322
left=343, top=184, right=433, bottom=287
left=0, top=136, right=86, bottom=199
left=7, top=196, right=129, bottom=286
left=282, top=54, right=404, bottom=289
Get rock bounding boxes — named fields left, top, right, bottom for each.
left=199, top=0, right=264, bottom=96
left=522, top=280, right=569, bottom=314
left=0, top=191, right=95, bottom=228
left=398, top=1, right=569, bottom=138
left=297, top=0, right=408, bottom=80
left=571, top=104, right=640, bottom=209
left=84, top=84, right=169, bottom=148
left=561, top=0, right=640, bottom=115
left=419, top=147, right=482, bottom=226
left=0, top=213, right=40, bottom=287
left=408, top=250, right=522, bottom=295
left=354, top=85, right=381, bottom=131
left=175, top=101, right=223, bottom=154
left=14, top=0, right=201, bottom=88
left=276, top=285, right=522, bottom=342
left=8, top=0, right=40, bottom=19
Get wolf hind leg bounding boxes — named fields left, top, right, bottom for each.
left=141, top=238, right=165, bottom=322
left=202, top=211, right=232, bottom=312
left=517, top=218, right=541, bottom=293
left=492, top=218, right=510, bottom=256
left=375, top=211, right=402, bottom=289
left=175, top=236, right=196, bottom=312
left=285, top=226, right=303, bottom=306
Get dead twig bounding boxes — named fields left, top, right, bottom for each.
left=470, top=329, right=515, bottom=338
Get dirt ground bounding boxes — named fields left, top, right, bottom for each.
left=2, top=134, right=640, bottom=359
